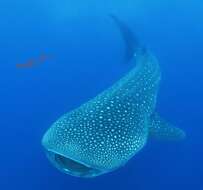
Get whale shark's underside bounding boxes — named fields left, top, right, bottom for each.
left=42, top=15, right=185, bottom=178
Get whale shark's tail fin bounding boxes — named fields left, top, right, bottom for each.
left=109, top=14, right=144, bottom=63
left=149, top=113, right=186, bottom=141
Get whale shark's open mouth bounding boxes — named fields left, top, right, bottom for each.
left=45, top=150, right=102, bottom=178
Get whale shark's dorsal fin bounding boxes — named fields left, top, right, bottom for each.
left=109, top=14, right=143, bottom=63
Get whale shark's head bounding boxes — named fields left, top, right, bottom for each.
left=42, top=113, right=116, bottom=178
left=42, top=106, right=147, bottom=178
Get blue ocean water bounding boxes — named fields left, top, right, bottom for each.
left=1, top=0, right=203, bottom=189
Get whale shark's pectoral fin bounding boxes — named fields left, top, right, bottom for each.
left=149, top=113, right=186, bottom=141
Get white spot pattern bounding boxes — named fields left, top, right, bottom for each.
left=42, top=52, right=161, bottom=171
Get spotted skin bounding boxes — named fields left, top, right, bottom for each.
left=42, top=16, right=185, bottom=178
left=42, top=51, right=161, bottom=176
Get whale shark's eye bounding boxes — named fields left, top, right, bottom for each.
left=45, top=150, right=103, bottom=178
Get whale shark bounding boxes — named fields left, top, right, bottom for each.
left=42, top=15, right=185, bottom=178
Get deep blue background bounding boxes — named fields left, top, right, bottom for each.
left=1, top=0, right=202, bottom=189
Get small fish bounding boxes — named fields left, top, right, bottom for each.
left=16, top=59, right=35, bottom=68
left=42, top=15, right=185, bottom=178
left=16, top=53, right=50, bottom=68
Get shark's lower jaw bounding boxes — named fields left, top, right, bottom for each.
left=45, top=150, right=103, bottom=178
